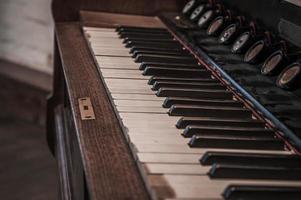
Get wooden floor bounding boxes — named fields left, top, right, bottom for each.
left=0, top=75, right=58, bottom=200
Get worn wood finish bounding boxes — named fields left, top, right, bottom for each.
left=52, top=0, right=186, bottom=22
left=54, top=22, right=149, bottom=200
left=80, top=11, right=166, bottom=28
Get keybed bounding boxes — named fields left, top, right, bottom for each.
left=83, top=26, right=301, bottom=200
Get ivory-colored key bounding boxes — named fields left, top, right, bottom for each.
left=120, top=112, right=177, bottom=119
left=100, top=68, right=144, bottom=75
left=108, top=88, right=154, bottom=94
left=148, top=175, right=301, bottom=199
left=87, top=33, right=120, bottom=38
left=93, top=49, right=131, bottom=57
left=144, top=163, right=210, bottom=175
left=122, top=120, right=176, bottom=129
left=96, top=56, right=140, bottom=67
left=88, top=37, right=124, bottom=43
left=130, top=136, right=189, bottom=145
left=83, top=27, right=116, bottom=32
left=105, top=81, right=152, bottom=89
left=114, top=100, right=163, bottom=107
left=106, top=78, right=151, bottom=84
left=138, top=153, right=201, bottom=164
left=127, top=130, right=182, bottom=137
left=112, top=93, right=165, bottom=101
left=90, top=43, right=125, bottom=48
left=117, top=106, right=167, bottom=113
left=133, top=143, right=292, bottom=155
left=102, top=73, right=149, bottom=79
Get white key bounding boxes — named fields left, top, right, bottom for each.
left=149, top=175, right=301, bottom=199
left=117, top=106, right=167, bottom=113
left=83, top=27, right=116, bottom=32
left=114, top=100, right=163, bottom=107
left=105, top=79, right=149, bottom=86
left=96, top=56, right=139, bottom=67
left=133, top=143, right=292, bottom=155
left=138, top=153, right=201, bottom=164
left=144, top=163, right=209, bottom=175
left=112, top=93, right=165, bottom=101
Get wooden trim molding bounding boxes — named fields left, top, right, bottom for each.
left=80, top=11, right=166, bottom=28
left=52, top=0, right=185, bottom=22
left=55, top=22, right=149, bottom=199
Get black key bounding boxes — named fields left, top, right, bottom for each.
left=182, top=125, right=274, bottom=138
left=176, top=117, right=264, bottom=129
left=143, top=67, right=207, bottom=77
left=188, top=135, right=284, bottom=150
left=152, top=81, right=224, bottom=91
left=223, top=185, right=301, bottom=200
left=132, top=50, right=191, bottom=58
left=163, top=97, right=243, bottom=108
left=209, top=163, right=301, bottom=180
left=169, top=105, right=252, bottom=118
left=148, top=76, right=218, bottom=85
left=135, top=55, right=197, bottom=64
left=157, top=88, right=233, bottom=99
left=125, top=41, right=181, bottom=48
left=119, top=32, right=172, bottom=39
left=130, top=46, right=183, bottom=53
left=201, top=152, right=301, bottom=168
left=123, top=37, right=175, bottom=44
left=117, top=26, right=167, bottom=34
left=140, top=62, right=201, bottom=70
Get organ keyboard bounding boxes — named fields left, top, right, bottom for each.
left=48, top=0, right=301, bottom=199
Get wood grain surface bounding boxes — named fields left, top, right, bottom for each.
left=80, top=11, right=166, bottom=28
left=52, top=0, right=186, bottom=22
left=55, top=22, right=149, bottom=200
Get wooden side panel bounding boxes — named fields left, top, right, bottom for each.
left=52, top=0, right=186, bottom=22
left=55, top=22, right=149, bottom=200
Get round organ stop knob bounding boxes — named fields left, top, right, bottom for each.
left=190, top=4, right=206, bottom=21
left=182, top=0, right=198, bottom=15
left=231, top=22, right=260, bottom=54
left=261, top=50, right=286, bottom=76
left=198, top=9, right=215, bottom=28
left=218, top=16, right=246, bottom=44
left=276, top=62, right=301, bottom=90
left=189, top=0, right=216, bottom=22
left=231, top=31, right=251, bottom=53
left=207, top=10, right=234, bottom=36
left=207, top=16, right=224, bottom=36
left=244, top=40, right=266, bottom=63
left=218, top=23, right=238, bottom=44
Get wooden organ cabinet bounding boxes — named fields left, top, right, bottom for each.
left=47, top=0, right=301, bottom=199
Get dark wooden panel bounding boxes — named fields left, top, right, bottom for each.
left=52, top=0, right=186, bottom=22
left=55, top=22, right=149, bottom=200
left=80, top=11, right=166, bottom=28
